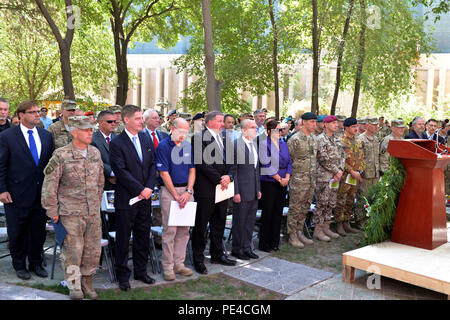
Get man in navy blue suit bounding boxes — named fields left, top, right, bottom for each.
left=110, top=104, right=157, bottom=291
left=0, top=100, right=54, bottom=280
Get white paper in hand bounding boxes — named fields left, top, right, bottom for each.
left=215, top=181, right=235, bottom=204
left=168, top=201, right=197, bottom=226
left=129, top=196, right=143, bottom=206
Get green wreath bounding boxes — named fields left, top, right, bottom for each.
left=361, top=157, right=406, bottom=246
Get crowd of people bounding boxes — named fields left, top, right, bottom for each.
left=0, top=97, right=449, bottom=300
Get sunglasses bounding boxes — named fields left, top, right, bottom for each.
left=105, top=120, right=116, bottom=124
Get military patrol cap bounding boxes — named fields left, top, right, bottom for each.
left=317, top=115, right=327, bottom=123
left=167, top=109, right=177, bottom=117
left=68, top=116, right=95, bottom=129
left=343, top=117, right=357, bottom=127
left=365, top=116, right=378, bottom=125
left=179, top=112, right=192, bottom=121
left=301, top=112, right=318, bottom=120
left=390, top=119, right=406, bottom=128
left=108, top=105, right=122, bottom=113
left=357, top=118, right=366, bottom=124
left=336, top=115, right=346, bottom=122
left=61, top=99, right=77, bottom=110
left=323, top=115, right=338, bottom=123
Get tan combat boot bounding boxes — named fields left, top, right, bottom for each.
left=297, top=230, right=314, bottom=245
left=289, top=232, right=304, bottom=248
left=69, top=289, right=84, bottom=300
left=343, top=221, right=359, bottom=234
left=174, top=265, right=193, bottom=277
left=336, top=222, right=347, bottom=236
left=323, top=222, right=340, bottom=239
left=163, top=270, right=176, bottom=281
left=313, top=225, right=331, bottom=242
left=81, top=275, right=98, bottom=300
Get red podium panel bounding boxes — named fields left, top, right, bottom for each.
left=387, top=139, right=450, bottom=250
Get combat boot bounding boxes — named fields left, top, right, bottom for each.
left=297, top=230, right=314, bottom=245
left=81, top=275, right=98, bottom=300
left=323, top=222, right=340, bottom=239
left=289, top=233, right=304, bottom=248
left=343, top=221, right=359, bottom=234
left=313, top=225, right=331, bottom=242
left=69, top=289, right=84, bottom=300
left=336, top=222, right=347, bottom=236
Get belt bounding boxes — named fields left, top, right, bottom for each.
left=173, top=183, right=188, bottom=187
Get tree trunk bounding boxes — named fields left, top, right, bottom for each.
left=351, top=0, right=366, bottom=118
left=59, top=44, right=75, bottom=100
left=201, top=0, right=221, bottom=111
left=311, top=0, right=319, bottom=114
left=330, top=0, right=354, bottom=115
left=268, top=0, right=280, bottom=120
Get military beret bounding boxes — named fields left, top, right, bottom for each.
left=317, top=115, right=327, bottom=123
left=68, top=116, right=94, bottom=129
left=336, top=115, right=346, bottom=122
left=61, top=99, right=77, bottom=110
left=301, top=112, right=317, bottom=120
left=84, top=110, right=94, bottom=116
left=323, top=115, right=338, bottom=123
left=357, top=118, right=366, bottom=124
left=167, top=109, right=177, bottom=117
left=365, top=116, right=378, bottom=125
left=343, top=117, right=357, bottom=127
left=391, top=119, right=407, bottom=128
left=192, top=112, right=205, bottom=121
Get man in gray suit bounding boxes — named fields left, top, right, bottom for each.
left=91, top=110, right=117, bottom=191
left=230, top=119, right=261, bottom=260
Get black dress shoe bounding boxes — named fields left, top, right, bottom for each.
left=258, top=246, right=271, bottom=253
left=231, top=251, right=250, bottom=260
left=16, top=269, right=31, bottom=280
left=154, top=242, right=162, bottom=250
left=244, top=251, right=259, bottom=259
left=134, top=274, right=156, bottom=284
left=30, top=265, right=48, bottom=278
left=271, top=246, right=280, bottom=251
left=210, top=255, right=237, bottom=266
left=194, top=262, right=208, bottom=275
left=119, top=282, right=131, bottom=291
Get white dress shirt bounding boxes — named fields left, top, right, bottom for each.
left=242, top=136, right=258, bottom=168
left=20, top=123, right=41, bottom=158
left=125, top=128, right=142, bottom=159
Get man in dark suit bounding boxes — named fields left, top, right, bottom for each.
left=91, top=110, right=117, bottom=191
left=110, top=104, right=157, bottom=291
left=421, top=118, right=446, bottom=145
left=191, top=111, right=236, bottom=275
left=229, top=120, right=261, bottom=260
left=405, top=116, right=425, bottom=139
left=0, top=100, right=54, bottom=280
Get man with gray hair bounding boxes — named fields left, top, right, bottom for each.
left=405, top=117, right=425, bottom=139
left=253, top=109, right=266, bottom=136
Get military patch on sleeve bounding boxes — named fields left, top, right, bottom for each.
left=44, top=158, right=58, bottom=175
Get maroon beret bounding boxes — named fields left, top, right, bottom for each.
left=323, top=115, right=338, bottom=123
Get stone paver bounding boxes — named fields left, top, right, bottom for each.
left=0, top=283, right=69, bottom=300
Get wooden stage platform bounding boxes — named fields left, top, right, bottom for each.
left=342, top=223, right=450, bottom=299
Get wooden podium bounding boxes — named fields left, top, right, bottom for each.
left=387, top=139, right=450, bottom=250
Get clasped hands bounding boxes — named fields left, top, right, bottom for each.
left=138, top=187, right=153, bottom=200
left=220, top=175, right=231, bottom=190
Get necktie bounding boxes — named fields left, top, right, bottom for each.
left=28, top=130, right=39, bottom=166
left=152, top=132, right=159, bottom=149
left=106, top=136, right=110, bottom=145
left=132, top=136, right=143, bottom=162
left=216, top=134, right=224, bottom=150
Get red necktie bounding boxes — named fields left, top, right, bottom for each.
left=106, top=136, right=110, bottom=145
left=152, top=132, right=159, bottom=149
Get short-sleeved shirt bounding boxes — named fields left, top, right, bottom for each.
left=156, top=138, right=194, bottom=185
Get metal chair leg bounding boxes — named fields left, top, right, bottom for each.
left=102, top=246, right=114, bottom=283
left=51, top=240, right=58, bottom=280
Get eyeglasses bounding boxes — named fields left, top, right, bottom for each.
left=105, top=120, right=116, bottom=124
left=24, top=111, right=40, bottom=115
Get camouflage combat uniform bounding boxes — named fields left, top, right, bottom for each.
left=314, top=132, right=345, bottom=225
left=48, top=120, right=73, bottom=149
left=376, top=124, right=391, bottom=141
left=379, top=133, right=399, bottom=174
left=287, top=130, right=317, bottom=235
left=335, top=132, right=366, bottom=223
left=114, top=122, right=125, bottom=134
left=41, top=143, right=104, bottom=288
left=355, top=131, right=380, bottom=224
left=159, top=121, right=172, bottom=134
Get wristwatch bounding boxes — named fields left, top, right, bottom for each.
left=186, top=188, right=193, bottom=195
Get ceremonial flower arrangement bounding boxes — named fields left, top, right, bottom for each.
left=361, top=157, right=406, bottom=245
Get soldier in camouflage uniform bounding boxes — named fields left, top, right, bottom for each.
left=287, top=112, right=317, bottom=248
left=335, top=117, right=366, bottom=236
left=47, top=99, right=77, bottom=149
left=379, top=119, right=407, bottom=175
left=160, top=109, right=177, bottom=134
left=312, top=115, right=326, bottom=139
left=376, top=116, right=391, bottom=141
left=335, top=115, right=346, bottom=139
left=356, top=118, right=367, bottom=136
left=314, top=115, right=346, bottom=241
left=355, top=117, right=380, bottom=228
left=42, top=116, right=104, bottom=300
left=108, top=105, right=124, bottom=134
